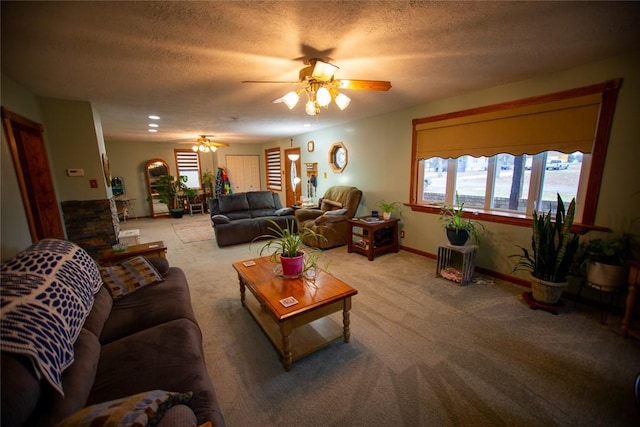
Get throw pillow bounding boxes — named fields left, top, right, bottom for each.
left=57, top=389, right=192, bottom=427
left=274, top=207, right=294, bottom=216
left=324, top=208, right=347, bottom=216
left=100, top=256, right=163, bottom=301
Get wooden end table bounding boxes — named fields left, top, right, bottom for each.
left=347, top=217, right=400, bottom=261
left=232, top=256, right=358, bottom=371
left=98, top=241, right=167, bottom=266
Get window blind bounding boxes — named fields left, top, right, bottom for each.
left=265, top=147, right=282, bottom=191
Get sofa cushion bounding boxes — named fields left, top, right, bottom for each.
left=99, top=267, right=197, bottom=344
left=0, top=352, right=41, bottom=427
left=28, top=328, right=102, bottom=426
left=218, top=193, right=251, bottom=219
left=99, top=256, right=163, bottom=301
left=58, top=389, right=192, bottom=427
left=82, top=287, right=113, bottom=338
left=89, top=319, right=221, bottom=425
left=247, top=191, right=276, bottom=217
left=148, top=256, right=171, bottom=277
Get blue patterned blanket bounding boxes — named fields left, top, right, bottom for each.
left=1, top=239, right=102, bottom=395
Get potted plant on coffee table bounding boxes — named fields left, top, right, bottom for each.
left=156, top=175, right=188, bottom=218
left=511, top=194, right=580, bottom=305
left=439, top=192, right=484, bottom=246
left=253, top=219, right=326, bottom=277
left=379, top=200, right=402, bottom=220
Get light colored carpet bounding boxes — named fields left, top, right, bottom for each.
left=121, top=216, right=640, bottom=427
left=171, top=216, right=215, bottom=243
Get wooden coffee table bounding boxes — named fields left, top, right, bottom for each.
left=232, top=256, right=358, bottom=371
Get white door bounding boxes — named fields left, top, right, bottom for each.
left=226, top=155, right=260, bottom=193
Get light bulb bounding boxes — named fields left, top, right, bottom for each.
left=192, top=145, right=199, bottom=152
left=305, top=100, right=317, bottom=116
left=335, top=93, right=351, bottom=110
left=282, top=91, right=299, bottom=109
left=316, top=87, right=331, bottom=107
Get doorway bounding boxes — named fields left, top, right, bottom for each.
left=1, top=107, right=65, bottom=241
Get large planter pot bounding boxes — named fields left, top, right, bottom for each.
left=170, top=208, right=184, bottom=218
left=530, top=275, right=567, bottom=304
left=446, top=228, right=469, bottom=246
left=586, top=261, right=627, bottom=289
left=280, top=252, right=304, bottom=277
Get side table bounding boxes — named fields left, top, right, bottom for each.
left=622, top=260, right=640, bottom=340
left=98, top=241, right=167, bottom=266
left=436, top=243, right=478, bottom=285
left=347, top=217, right=400, bottom=261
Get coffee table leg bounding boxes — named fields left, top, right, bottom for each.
left=238, top=275, right=246, bottom=307
left=343, top=297, right=352, bottom=343
left=280, top=321, right=293, bottom=371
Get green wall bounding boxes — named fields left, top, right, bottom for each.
left=3, top=51, right=639, bottom=285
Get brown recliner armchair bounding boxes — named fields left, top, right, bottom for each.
left=295, top=185, right=362, bottom=249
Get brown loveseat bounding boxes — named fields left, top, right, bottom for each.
left=295, top=186, right=363, bottom=249
left=1, top=239, right=224, bottom=427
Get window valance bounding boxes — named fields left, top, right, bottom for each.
left=414, top=92, right=602, bottom=159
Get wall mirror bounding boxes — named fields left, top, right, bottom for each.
left=305, top=162, right=318, bottom=198
left=145, top=159, right=170, bottom=217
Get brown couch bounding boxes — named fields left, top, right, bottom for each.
left=1, top=239, right=224, bottom=427
left=295, top=186, right=363, bottom=249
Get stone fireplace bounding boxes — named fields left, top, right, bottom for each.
left=61, top=198, right=120, bottom=259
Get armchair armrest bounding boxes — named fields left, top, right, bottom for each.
left=211, top=214, right=231, bottom=225
left=295, top=208, right=324, bottom=222
left=315, top=214, right=348, bottom=224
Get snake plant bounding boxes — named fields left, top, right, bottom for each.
left=512, top=194, right=579, bottom=282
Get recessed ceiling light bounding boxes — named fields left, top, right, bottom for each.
left=148, top=123, right=159, bottom=128
left=148, top=129, right=158, bottom=133
left=304, top=124, right=311, bottom=127
left=148, top=115, right=160, bottom=120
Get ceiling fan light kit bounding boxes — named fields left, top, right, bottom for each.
left=245, top=58, right=390, bottom=116
left=191, top=135, right=229, bottom=153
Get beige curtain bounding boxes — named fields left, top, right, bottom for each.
left=415, top=93, right=602, bottom=159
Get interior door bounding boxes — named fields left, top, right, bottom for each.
left=284, top=148, right=301, bottom=207
left=1, top=107, right=65, bottom=241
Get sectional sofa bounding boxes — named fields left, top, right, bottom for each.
left=1, top=239, right=224, bottom=427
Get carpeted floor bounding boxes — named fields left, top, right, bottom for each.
left=121, top=216, right=640, bottom=427
left=171, top=215, right=215, bottom=243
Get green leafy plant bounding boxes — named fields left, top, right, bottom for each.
left=439, top=192, right=484, bottom=243
left=511, top=194, right=580, bottom=283
left=253, top=219, right=326, bottom=259
left=156, top=175, right=188, bottom=210
left=379, top=200, right=402, bottom=215
left=575, top=233, right=635, bottom=268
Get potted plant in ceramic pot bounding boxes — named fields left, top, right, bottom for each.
left=511, top=194, right=580, bottom=304
left=156, top=174, right=188, bottom=218
left=439, top=193, right=484, bottom=246
left=575, top=233, right=635, bottom=290
left=379, top=201, right=402, bottom=220
left=253, top=219, right=326, bottom=277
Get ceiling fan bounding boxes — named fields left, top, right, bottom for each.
left=191, top=135, right=229, bottom=153
left=242, top=58, right=392, bottom=116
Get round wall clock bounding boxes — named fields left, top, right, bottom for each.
left=102, top=153, right=111, bottom=186
left=328, top=142, right=348, bottom=173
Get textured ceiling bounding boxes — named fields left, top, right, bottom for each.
left=2, top=1, right=639, bottom=146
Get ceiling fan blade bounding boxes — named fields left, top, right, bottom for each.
left=241, top=80, right=299, bottom=84
left=336, top=79, right=392, bottom=91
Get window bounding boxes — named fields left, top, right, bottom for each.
left=265, top=147, right=282, bottom=191
left=410, top=80, right=621, bottom=228
left=174, top=149, right=201, bottom=189
left=420, top=151, right=586, bottom=218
